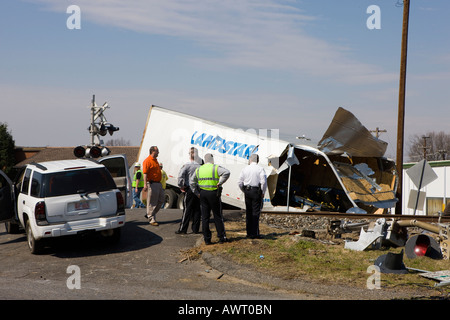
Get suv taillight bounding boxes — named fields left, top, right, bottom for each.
left=35, top=201, right=48, bottom=225
left=116, top=191, right=125, bottom=215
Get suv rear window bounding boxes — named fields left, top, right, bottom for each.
left=39, top=168, right=117, bottom=198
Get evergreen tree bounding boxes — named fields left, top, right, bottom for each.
left=0, top=123, right=16, bottom=176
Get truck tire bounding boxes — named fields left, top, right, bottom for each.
left=26, top=220, right=43, bottom=254
left=177, top=192, right=185, bottom=210
left=163, top=189, right=177, bottom=209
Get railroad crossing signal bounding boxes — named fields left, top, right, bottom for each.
left=73, top=95, right=118, bottom=158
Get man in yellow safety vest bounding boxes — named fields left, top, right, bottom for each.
left=190, top=153, right=230, bottom=245
left=132, top=163, right=146, bottom=208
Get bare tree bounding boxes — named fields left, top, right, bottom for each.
left=407, top=131, right=450, bottom=162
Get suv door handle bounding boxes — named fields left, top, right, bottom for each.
left=23, top=200, right=25, bottom=204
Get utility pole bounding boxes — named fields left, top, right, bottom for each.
left=370, top=127, right=387, bottom=138
left=421, top=135, right=431, bottom=160
left=395, top=0, right=410, bottom=216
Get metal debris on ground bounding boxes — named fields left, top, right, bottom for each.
left=343, top=218, right=407, bottom=251
left=418, top=270, right=450, bottom=288
left=374, top=250, right=408, bottom=274
left=335, top=216, right=450, bottom=260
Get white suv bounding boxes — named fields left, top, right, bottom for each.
left=0, top=156, right=131, bottom=253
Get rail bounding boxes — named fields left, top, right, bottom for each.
left=260, top=210, right=450, bottom=224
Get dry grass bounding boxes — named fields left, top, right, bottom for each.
left=183, top=220, right=450, bottom=293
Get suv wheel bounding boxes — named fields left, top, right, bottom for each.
left=100, top=228, right=121, bottom=244
left=110, top=228, right=121, bottom=244
left=26, top=220, right=43, bottom=254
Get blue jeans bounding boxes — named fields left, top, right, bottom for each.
left=133, top=187, right=145, bottom=208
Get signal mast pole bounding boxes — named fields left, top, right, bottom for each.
left=90, top=95, right=96, bottom=146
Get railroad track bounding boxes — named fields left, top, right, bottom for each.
left=260, top=210, right=450, bottom=224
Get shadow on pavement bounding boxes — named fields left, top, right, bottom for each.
left=38, top=220, right=161, bottom=258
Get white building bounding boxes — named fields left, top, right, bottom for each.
left=402, top=160, right=450, bottom=215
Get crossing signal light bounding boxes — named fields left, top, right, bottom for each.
left=99, top=124, right=108, bottom=136
left=86, top=146, right=102, bottom=158
left=105, top=123, right=119, bottom=135
left=405, top=234, right=442, bottom=259
left=73, top=146, right=86, bottom=158
left=414, top=235, right=430, bottom=256
left=101, top=146, right=111, bottom=157
left=73, top=146, right=110, bottom=158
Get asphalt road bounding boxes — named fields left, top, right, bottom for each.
left=0, top=208, right=309, bottom=302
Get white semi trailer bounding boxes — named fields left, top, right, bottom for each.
left=136, top=105, right=398, bottom=214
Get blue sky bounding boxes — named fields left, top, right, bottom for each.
left=1, top=0, right=449, bottom=160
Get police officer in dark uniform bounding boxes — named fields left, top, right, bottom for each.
left=190, top=153, right=230, bottom=245
left=238, top=154, right=267, bottom=239
left=176, top=147, right=202, bottom=234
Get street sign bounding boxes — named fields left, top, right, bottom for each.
left=406, top=159, right=437, bottom=189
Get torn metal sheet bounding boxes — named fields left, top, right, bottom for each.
left=317, top=107, right=388, bottom=157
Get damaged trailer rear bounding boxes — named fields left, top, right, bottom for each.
left=271, top=144, right=397, bottom=214
left=137, top=106, right=398, bottom=214
left=272, top=107, right=398, bottom=214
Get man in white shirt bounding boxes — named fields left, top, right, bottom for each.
left=238, top=154, right=267, bottom=239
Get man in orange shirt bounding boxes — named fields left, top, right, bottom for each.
left=143, top=146, right=165, bottom=226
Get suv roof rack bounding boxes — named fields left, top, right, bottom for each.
left=30, top=162, right=48, bottom=171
